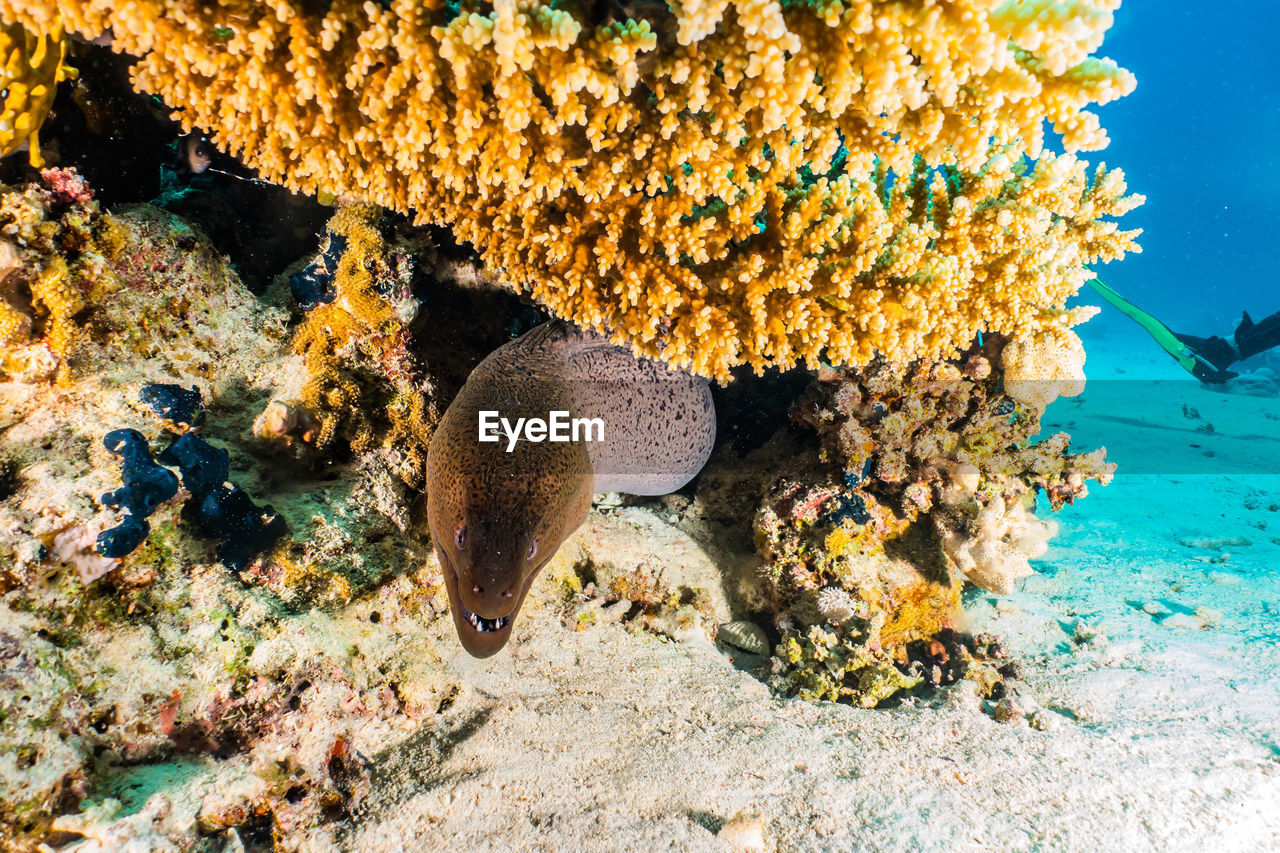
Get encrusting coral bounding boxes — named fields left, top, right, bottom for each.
left=0, top=0, right=1140, bottom=378
left=752, top=333, right=1115, bottom=705
left=0, top=168, right=123, bottom=383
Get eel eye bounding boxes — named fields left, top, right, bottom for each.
left=527, top=539, right=538, bottom=561
left=454, top=525, right=466, bottom=550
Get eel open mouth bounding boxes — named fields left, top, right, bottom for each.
left=438, top=547, right=526, bottom=658
left=460, top=605, right=510, bottom=634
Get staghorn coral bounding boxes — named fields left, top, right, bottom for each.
left=0, top=0, right=1139, bottom=378
left=0, top=19, right=75, bottom=166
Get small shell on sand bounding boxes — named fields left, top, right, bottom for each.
left=718, top=810, right=774, bottom=852
left=993, top=697, right=1024, bottom=724
left=717, top=620, right=769, bottom=655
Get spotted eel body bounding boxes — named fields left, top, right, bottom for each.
left=426, top=321, right=715, bottom=657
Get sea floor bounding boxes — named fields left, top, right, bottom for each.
left=80, top=328, right=1280, bottom=852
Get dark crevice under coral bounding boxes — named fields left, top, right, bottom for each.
left=2, top=41, right=332, bottom=294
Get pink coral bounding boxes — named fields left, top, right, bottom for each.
left=39, top=168, right=95, bottom=205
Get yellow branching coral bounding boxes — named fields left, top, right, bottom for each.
left=28, top=252, right=77, bottom=359
left=286, top=204, right=438, bottom=485
left=293, top=204, right=399, bottom=451
left=0, top=0, right=1139, bottom=378
left=0, top=19, right=75, bottom=166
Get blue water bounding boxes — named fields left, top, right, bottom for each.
left=1083, top=1, right=1280, bottom=338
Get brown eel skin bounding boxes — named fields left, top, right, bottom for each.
left=426, top=321, right=715, bottom=657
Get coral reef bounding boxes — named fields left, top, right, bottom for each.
left=772, top=622, right=924, bottom=706
left=0, top=20, right=75, bottom=166
left=903, top=628, right=1013, bottom=695
left=744, top=333, right=1114, bottom=705
left=0, top=11, right=1159, bottom=843
left=0, top=172, right=456, bottom=849
left=0, top=167, right=123, bottom=383
left=0, top=183, right=438, bottom=598
left=0, top=0, right=1139, bottom=378
left=264, top=204, right=438, bottom=489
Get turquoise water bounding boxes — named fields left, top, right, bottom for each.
left=1086, top=1, right=1280, bottom=336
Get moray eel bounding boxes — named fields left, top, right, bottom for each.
left=426, top=321, right=716, bottom=657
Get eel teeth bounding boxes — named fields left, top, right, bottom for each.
left=463, top=606, right=510, bottom=633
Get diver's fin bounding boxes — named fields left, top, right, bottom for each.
left=1234, top=309, right=1280, bottom=361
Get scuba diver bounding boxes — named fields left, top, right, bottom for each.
left=1085, top=277, right=1280, bottom=384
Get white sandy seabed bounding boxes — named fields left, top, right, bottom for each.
left=331, top=327, right=1280, bottom=852
left=77, top=326, right=1280, bottom=852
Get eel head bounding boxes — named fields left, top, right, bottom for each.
left=427, top=429, right=593, bottom=658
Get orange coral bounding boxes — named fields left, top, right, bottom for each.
left=0, top=0, right=1139, bottom=378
